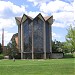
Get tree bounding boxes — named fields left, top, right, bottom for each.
left=66, top=25, right=75, bottom=53
left=0, top=43, right=3, bottom=54
left=52, top=40, right=63, bottom=52
left=7, top=38, right=19, bottom=59
left=52, top=41, right=58, bottom=52
left=6, top=42, right=12, bottom=56
left=61, top=42, right=71, bottom=53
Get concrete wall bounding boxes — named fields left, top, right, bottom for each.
left=51, top=53, right=63, bottom=59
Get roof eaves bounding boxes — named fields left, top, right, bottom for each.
left=15, top=17, right=21, bottom=25
left=33, top=13, right=45, bottom=21
left=15, top=17, right=21, bottom=22
left=46, top=15, right=53, bottom=21
left=21, top=14, right=33, bottom=23
left=44, top=16, right=52, bottom=21
left=46, top=15, right=53, bottom=25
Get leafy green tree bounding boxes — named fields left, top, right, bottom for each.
left=6, top=42, right=12, bottom=56
left=52, top=41, right=58, bottom=52
left=52, top=40, right=63, bottom=52
left=0, top=43, right=3, bottom=54
left=66, top=25, right=75, bottom=53
left=61, top=42, right=71, bottom=53
left=11, top=38, right=18, bottom=58
left=7, top=38, right=19, bottom=59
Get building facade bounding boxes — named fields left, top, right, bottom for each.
left=15, top=13, right=53, bottom=59
left=11, top=33, right=18, bottom=49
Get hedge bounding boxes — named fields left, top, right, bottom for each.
left=0, top=54, right=4, bottom=59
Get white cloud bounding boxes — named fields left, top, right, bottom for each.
left=27, top=11, right=47, bottom=18
left=53, top=12, right=73, bottom=21
left=74, top=0, right=75, bottom=20
left=27, top=11, right=40, bottom=18
left=28, top=0, right=73, bottom=13
left=53, top=11, right=74, bottom=28
left=0, top=1, right=28, bottom=45
left=0, top=30, right=14, bottom=46
left=4, top=31, right=14, bottom=46
left=0, top=1, right=27, bottom=29
left=27, top=0, right=51, bottom=6
left=28, top=0, right=74, bottom=28
left=27, top=10, right=74, bottom=28
left=39, top=0, right=74, bottom=28
left=0, top=1, right=26, bottom=15
left=0, top=18, right=16, bottom=29
left=0, top=0, right=74, bottom=45
left=52, top=32, right=61, bottom=40
left=40, top=0, right=73, bottom=13
left=52, top=22, right=66, bottom=28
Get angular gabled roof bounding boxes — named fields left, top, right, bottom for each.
left=27, top=15, right=33, bottom=20
left=21, top=14, right=33, bottom=23
left=15, top=13, right=53, bottom=25
left=46, top=16, right=53, bottom=24
left=15, top=17, right=21, bottom=25
left=44, top=16, right=51, bottom=21
left=33, top=13, right=45, bottom=21
left=15, top=17, right=21, bottom=22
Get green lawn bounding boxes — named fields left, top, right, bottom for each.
left=0, top=58, right=75, bottom=75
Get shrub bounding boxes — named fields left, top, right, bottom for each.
left=64, top=53, right=73, bottom=58
left=0, top=54, right=4, bottom=59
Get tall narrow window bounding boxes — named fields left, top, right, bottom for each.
left=33, top=17, right=44, bottom=53
left=46, top=22, right=50, bottom=52
left=23, top=20, right=32, bottom=52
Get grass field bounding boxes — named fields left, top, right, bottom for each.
left=0, top=58, right=75, bottom=75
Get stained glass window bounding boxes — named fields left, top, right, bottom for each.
left=33, top=17, right=44, bottom=53
left=23, top=20, right=32, bottom=52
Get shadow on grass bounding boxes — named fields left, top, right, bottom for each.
left=63, top=53, right=75, bottom=59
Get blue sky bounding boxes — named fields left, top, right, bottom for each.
left=0, top=0, right=74, bottom=45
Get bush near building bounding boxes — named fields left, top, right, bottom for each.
left=0, top=54, right=4, bottom=59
